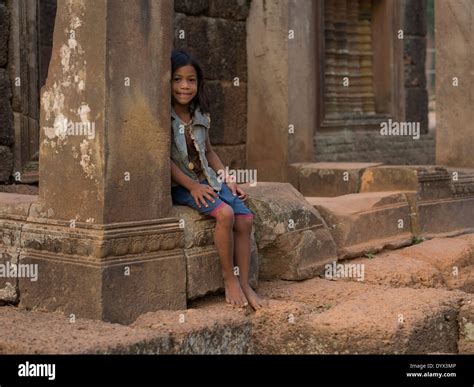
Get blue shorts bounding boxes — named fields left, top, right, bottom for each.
left=171, top=179, right=254, bottom=218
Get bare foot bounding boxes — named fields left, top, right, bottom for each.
left=224, top=277, right=248, bottom=308
left=241, top=284, right=268, bottom=311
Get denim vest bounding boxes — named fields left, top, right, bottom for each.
left=171, top=104, right=223, bottom=192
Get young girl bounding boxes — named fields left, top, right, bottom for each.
left=170, top=49, right=266, bottom=310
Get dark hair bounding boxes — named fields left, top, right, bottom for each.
left=171, top=49, right=210, bottom=115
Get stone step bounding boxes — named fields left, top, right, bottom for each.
left=0, top=304, right=252, bottom=354
left=0, top=275, right=471, bottom=354
left=330, top=234, right=474, bottom=291
left=289, top=162, right=382, bottom=197
left=256, top=278, right=469, bottom=354
left=306, top=191, right=414, bottom=259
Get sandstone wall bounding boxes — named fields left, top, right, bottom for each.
left=173, top=0, right=250, bottom=169
left=315, top=0, right=432, bottom=165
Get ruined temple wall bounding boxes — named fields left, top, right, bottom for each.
left=173, top=0, right=250, bottom=170
left=0, top=0, right=13, bottom=182
left=315, top=0, right=434, bottom=165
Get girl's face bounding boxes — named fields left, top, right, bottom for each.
left=171, top=65, right=198, bottom=107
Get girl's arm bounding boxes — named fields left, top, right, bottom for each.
left=171, top=160, right=199, bottom=191
left=171, top=159, right=218, bottom=207
left=205, top=133, right=225, bottom=175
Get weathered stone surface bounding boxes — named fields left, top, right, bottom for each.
left=256, top=279, right=465, bottom=354
left=0, top=241, right=20, bottom=304
left=0, top=305, right=173, bottom=354
left=0, top=4, right=8, bottom=67
left=397, top=237, right=473, bottom=282
left=243, top=182, right=338, bottom=280
left=405, top=87, right=428, bottom=132
left=0, top=192, right=36, bottom=218
left=297, top=287, right=462, bottom=354
left=343, top=253, right=444, bottom=289
left=132, top=305, right=253, bottom=354
left=314, top=130, right=436, bottom=166
left=0, top=69, right=14, bottom=147
left=213, top=144, right=246, bottom=169
left=174, top=16, right=247, bottom=82
left=404, top=37, right=427, bottom=88
left=246, top=0, right=292, bottom=182
left=40, top=0, right=173, bottom=223
left=18, top=215, right=187, bottom=324
left=403, top=0, right=426, bottom=36
left=335, top=233, right=474, bottom=292
left=23, top=0, right=187, bottom=324
left=0, top=304, right=252, bottom=354
left=0, top=280, right=17, bottom=304
left=173, top=205, right=258, bottom=300
left=415, top=166, right=453, bottom=200
left=0, top=145, right=13, bottom=181
left=436, top=0, right=474, bottom=168
left=445, top=265, right=474, bottom=294
left=257, top=277, right=375, bottom=309
left=418, top=196, right=474, bottom=237
left=208, top=0, right=250, bottom=20
left=0, top=274, right=470, bottom=354
left=290, top=162, right=382, bottom=197
left=308, top=192, right=414, bottom=259
left=458, top=299, right=474, bottom=354
left=360, top=166, right=420, bottom=193
left=206, top=80, right=246, bottom=145
left=174, top=0, right=208, bottom=15
left=0, top=183, right=39, bottom=195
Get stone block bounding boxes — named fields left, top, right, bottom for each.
left=0, top=4, right=8, bottom=67
left=0, top=145, right=13, bottom=181
left=243, top=182, right=338, bottom=280
left=405, top=87, right=428, bottom=133
left=298, top=287, right=462, bottom=354
left=435, top=0, right=474, bottom=168
left=173, top=205, right=258, bottom=300
left=308, top=192, right=414, bottom=259
left=206, top=80, right=247, bottom=145
left=213, top=144, right=246, bottom=169
left=16, top=208, right=187, bottom=324
left=208, top=0, right=250, bottom=20
left=397, top=237, right=473, bottom=281
left=174, top=0, right=208, bottom=15
left=0, top=69, right=14, bottom=146
left=174, top=17, right=247, bottom=81
left=417, top=196, right=474, bottom=238
left=255, top=280, right=464, bottom=354
left=290, top=162, right=382, bottom=197
left=404, top=37, right=427, bottom=87
left=403, top=0, right=427, bottom=36
left=458, top=299, right=474, bottom=354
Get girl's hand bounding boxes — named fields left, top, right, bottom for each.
left=190, top=183, right=218, bottom=208
left=227, top=182, right=248, bottom=201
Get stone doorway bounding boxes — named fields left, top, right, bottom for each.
left=9, top=0, right=57, bottom=185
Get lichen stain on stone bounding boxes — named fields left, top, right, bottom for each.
left=79, top=139, right=96, bottom=180
left=78, top=103, right=91, bottom=123
left=42, top=3, right=88, bottom=151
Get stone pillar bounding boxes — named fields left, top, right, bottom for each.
left=19, top=0, right=186, bottom=324
left=247, top=0, right=315, bottom=183
left=435, top=0, right=474, bottom=168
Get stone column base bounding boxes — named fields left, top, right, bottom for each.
left=16, top=205, right=186, bottom=325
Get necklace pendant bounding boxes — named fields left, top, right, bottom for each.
left=188, top=161, right=195, bottom=170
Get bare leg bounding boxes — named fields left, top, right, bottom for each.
left=212, top=205, right=247, bottom=307
left=233, top=215, right=267, bottom=310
